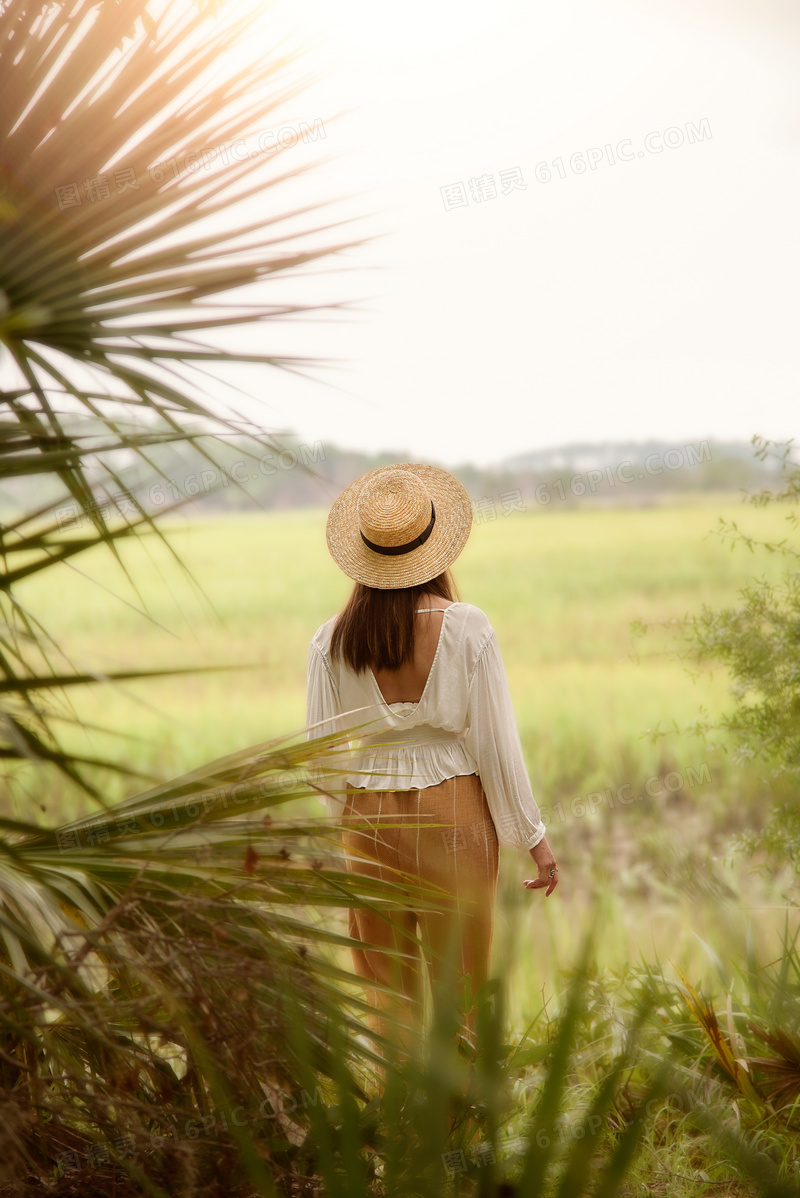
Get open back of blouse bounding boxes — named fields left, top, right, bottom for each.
left=306, top=601, right=546, bottom=850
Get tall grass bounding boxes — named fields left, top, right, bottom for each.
left=4, top=497, right=800, bottom=1192
left=5, top=756, right=800, bottom=1197
left=9, top=497, right=792, bottom=813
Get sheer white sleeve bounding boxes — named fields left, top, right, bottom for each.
left=464, top=630, right=547, bottom=850
left=305, top=640, right=349, bottom=818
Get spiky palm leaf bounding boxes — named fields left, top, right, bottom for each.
left=0, top=726, right=460, bottom=1193
left=0, top=775, right=703, bottom=1198
left=0, top=0, right=356, bottom=518
left=0, top=0, right=362, bottom=795
left=746, top=1021, right=800, bottom=1107
left=670, top=960, right=763, bottom=1106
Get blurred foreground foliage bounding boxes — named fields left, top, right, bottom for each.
left=634, top=435, right=800, bottom=878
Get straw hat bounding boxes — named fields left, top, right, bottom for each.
left=325, top=463, right=473, bottom=589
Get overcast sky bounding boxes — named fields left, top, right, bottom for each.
left=163, top=0, right=800, bottom=466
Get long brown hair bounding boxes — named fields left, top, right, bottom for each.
left=329, top=570, right=460, bottom=673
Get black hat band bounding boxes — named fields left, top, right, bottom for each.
left=360, top=501, right=436, bottom=556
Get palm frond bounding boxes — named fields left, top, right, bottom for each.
left=0, top=728, right=439, bottom=1191
left=1, top=0, right=362, bottom=527
left=747, top=1020, right=800, bottom=1106
left=670, top=959, right=763, bottom=1105
left=0, top=0, right=367, bottom=799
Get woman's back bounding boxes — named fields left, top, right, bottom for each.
left=371, top=599, right=452, bottom=704
left=310, top=600, right=492, bottom=735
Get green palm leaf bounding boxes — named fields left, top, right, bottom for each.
left=1, top=0, right=360, bottom=521
left=0, top=0, right=365, bottom=798
left=0, top=728, right=465, bottom=1192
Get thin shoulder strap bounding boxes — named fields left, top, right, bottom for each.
left=414, top=607, right=447, bottom=613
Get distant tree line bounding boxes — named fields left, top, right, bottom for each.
left=0, top=420, right=787, bottom=525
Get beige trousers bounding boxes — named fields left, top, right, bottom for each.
left=341, top=773, right=500, bottom=1052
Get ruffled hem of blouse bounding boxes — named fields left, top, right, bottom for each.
left=342, top=740, right=479, bottom=793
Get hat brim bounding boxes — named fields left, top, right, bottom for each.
left=325, top=463, right=473, bottom=589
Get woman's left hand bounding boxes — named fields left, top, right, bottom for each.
left=523, top=836, right=558, bottom=897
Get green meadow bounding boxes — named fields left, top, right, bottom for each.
left=11, top=492, right=798, bottom=1026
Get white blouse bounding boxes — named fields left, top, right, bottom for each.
left=305, top=602, right=547, bottom=850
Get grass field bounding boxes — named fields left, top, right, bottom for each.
left=10, top=492, right=799, bottom=1023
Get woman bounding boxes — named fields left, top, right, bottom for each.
left=306, top=463, right=558, bottom=1052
